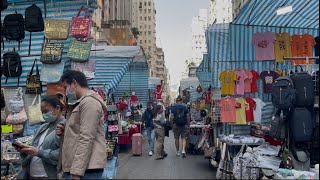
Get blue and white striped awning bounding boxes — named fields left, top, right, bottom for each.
left=233, top=0, right=319, bottom=29
left=196, top=54, right=213, bottom=88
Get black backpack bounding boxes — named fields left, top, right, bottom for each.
left=289, top=107, right=314, bottom=143
left=269, top=109, right=287, bottom=141
left=1, top=0, right=8, bottom=11
left=3, top=12, right=25, bottom=49
left=174, top=106, right=187, bottom=126
left=272, top=77, right=296, bottom=109
left=2, top=51, right=22, bottom=85
left=25, top=4, right=44, bottom=55
left=290, top=69, right=314, bottom=107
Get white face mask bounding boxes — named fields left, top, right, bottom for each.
left=42, top=110, right=57, bottom=123
left=66, top=87, right=78, bottom=105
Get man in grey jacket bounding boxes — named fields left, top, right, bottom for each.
left=56, top=70, right=107, bottom=180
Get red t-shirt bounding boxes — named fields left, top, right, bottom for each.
left=245, top=97, right=256, bottom=122
left=218, top=98, right=240, bottom=123
left=250, top=70, right=259, bottom=93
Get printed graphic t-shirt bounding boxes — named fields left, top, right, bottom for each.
left=274, top=32, right=292, bottom=63
left=259, top=71, right=280, bottom=93
left=252, top=32, right=276, bottom=61
left=235, top=70, right=248, bottom=95
left=245, top=97, right=256, bottom=122
left=244, top=70, right=253, bottom=93
left=235, top=98, right=247, bottom=125
left=219, top=70, right=237, bottom=95
left=291, top=34, right=316, bottom=65
left=218, top=98, right=239, bottom=123
left=250, top=70, right=260, bottom=93
left=253, top=98, right=266, bottom=123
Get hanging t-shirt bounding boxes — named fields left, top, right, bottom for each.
left=291, top=34, right=316, bottom=65
left=219, top=70, right=237, bottom=95
left=218, top=98, right=239, bottom=123
left=315, top=36, right=319, bottom=64
left=235, top=70, right=248, bottom=95
left=253, top=98, right=266, bottom=123
left=245, top=97, right=256, bottom=122
left=274, top=32, right=292, bottom=63
left=259, top=71, right=280, bottom=93
left=252, top=32, right=276, bottom=61
left=244, top=70, right=253, bottom=93
left=235, top=98, right=247, bottom=125
left=250, top=70, right=259, bottom=93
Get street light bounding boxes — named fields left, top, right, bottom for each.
left=276, top=5, right=293, bottom=16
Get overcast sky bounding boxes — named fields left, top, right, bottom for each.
left=155, top=0, right=209, bottom=92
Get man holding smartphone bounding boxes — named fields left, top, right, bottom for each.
left=56, top=70, right=107, bottom=180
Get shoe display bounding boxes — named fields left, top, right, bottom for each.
left=149, top=151, right=153, bottom=156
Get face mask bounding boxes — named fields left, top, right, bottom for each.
left=43, top=110, right=57, bottom=123
left=66, top=88, right=78, bottom=105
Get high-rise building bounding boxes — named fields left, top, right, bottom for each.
left=131, top=0, right=157, bottom=76
left=155, top=48, right=170, bottom=99
left=232, top=0, right=249, bottom=21
left=208, top=0, right=233, bottom=25
left=191, top=9, right=208, bottom=65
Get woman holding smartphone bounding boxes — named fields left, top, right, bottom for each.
left=14, top=95, right=65, bottom=179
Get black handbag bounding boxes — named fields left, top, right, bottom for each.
left=25, top=58, right=42, bottom=94
left=40, top=42, right=64, bottom=64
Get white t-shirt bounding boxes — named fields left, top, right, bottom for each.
left=253, top=98, right=266, bottom=123
left=30, top=129, right=49, bottom=178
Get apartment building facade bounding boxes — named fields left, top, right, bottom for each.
left=131, top=0, right=158, bottom=76
left=208, top=0, right=233, bottom=25
left=191, top=9, right=208, bottom=66
left=232, top=0, right=249, bottom=21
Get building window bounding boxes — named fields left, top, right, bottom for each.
left=148, top=16, right=151, bottom=21
left=148, top=31, right=151, bottom=35
left=144, top=16, right=147, bottom=21
left=140, top=16, right=142, bottom=20
left=145, top=2, right=147, bottom=6
left=148, top=1, right=151, bottom=6
left=149, top=25, right=151, bottom=29
left=149, top=40, right=151, bottom=43
left=144, top=9, right=146, bottom=13
left=148, top=9, right=151, bottom=13
left=140, top=25, right=142, bottom=29
left=140, top=40, right=142, bottom=44
left=140, top=2, right=142, bottom=7
left=145, top=40, right=147, bottom=43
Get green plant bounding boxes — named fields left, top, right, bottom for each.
left=131, top=27, right=140, bottom=39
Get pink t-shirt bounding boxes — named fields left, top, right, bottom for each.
left=219, top=98, right=239, bottom=123
left=244, top=70, right=253, bottom=93
left=252, top=32, right=276, bottom=61
left=235, top=70, right=248, bottom=95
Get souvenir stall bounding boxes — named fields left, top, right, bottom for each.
left=199, top=0, right=320, bottom=179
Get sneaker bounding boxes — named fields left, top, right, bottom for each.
left=182, top=152, right=186, bottom=158
left=163, top=153, right=168, bottom=157
left=155, top=156, right=164, bottom=160
left=176, top=152, right=180, bottom=156
left=149, top=151, right=153, bottom=156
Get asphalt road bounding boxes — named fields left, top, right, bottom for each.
left=116, top=131, right=216, bottom=179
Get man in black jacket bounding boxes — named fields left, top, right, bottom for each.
left=142, top=102, right=154, bottom=156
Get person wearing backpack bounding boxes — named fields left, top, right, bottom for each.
left=170, top=96, right=190, bottom=158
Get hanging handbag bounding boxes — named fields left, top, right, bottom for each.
left=67, top=39, right=92, bottom=61
left=40, top=60, right=65, bottom=83
left=71, top=6, right=92, bottom=39
left=12, top=123, right=24, bottom=135
left=40, top=42, right=64, bottom=64
left=28, top=95, right=44, bottom=125
left=26, top=59, right=42, bottom=94
left=44, top=19, right=70, bottom=40
left=6, top=108, right=27, bottom=124
left=8, top=87, right=24, bottom=113
left=71, top=59, right=96, bottom=79
left=216, top=143, right=234, bottom=179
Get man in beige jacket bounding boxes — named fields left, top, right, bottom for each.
left=56, top=70, right=107, bottom=180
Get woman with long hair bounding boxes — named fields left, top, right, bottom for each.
left=153, top=104, right=168, bottom=160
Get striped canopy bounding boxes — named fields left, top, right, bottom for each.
left=233, top=0, right=319, bottom=29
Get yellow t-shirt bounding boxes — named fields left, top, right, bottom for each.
left=219, top=70, right=237, bottom=95
left=235, top=98, right=247, bottom=125
left=274, top=32, right=292, bottom=63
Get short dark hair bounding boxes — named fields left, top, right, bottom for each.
left=60, top=70, right=88, bottom=88
left=42, top=95, right=65, bottom=111
left=153, top=105, right=163, bottom=117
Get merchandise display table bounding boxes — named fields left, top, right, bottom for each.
left=219, top=138, right=264, bottom=158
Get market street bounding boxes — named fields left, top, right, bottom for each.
left=116, top=131, right=215, bottom=179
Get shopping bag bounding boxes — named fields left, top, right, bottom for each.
left=40, top=42, right=64, bottom=64
left=25, top=58, right=42, bottom=94
left=28, top=95, right=44, bottom=125
left=6, top=108, right=27, bottom=124
left=67, top=39, right=92, bottom=61
left=8, top=87, right=24, bottom=113
left=71, top=59, right=96, bottom=79
left=71, top=6, right=92, bottom=39
left=44, top=19, right=70, bottom=40
left=40, top=60, right=65, bottom=83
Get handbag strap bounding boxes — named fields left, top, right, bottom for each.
left=31, top=94, right=39, bottom=106
left=29, top=58, right=40, bottom=76
left=76, top=6, right=88, bottom=18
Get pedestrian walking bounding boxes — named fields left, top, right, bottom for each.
left=142, top=102, right=155, bottom=156
left=153, top=105, right=168, bottom=160
left=14, top=95, right=65, bottom=179
left=170, top=96, right=190, bottom=158
left=55, top=70, right=107, bottom=180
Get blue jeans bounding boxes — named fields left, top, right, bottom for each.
left=64, top=170, right=103, bottom=180
left=146, top=127, right=155, bottom=152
